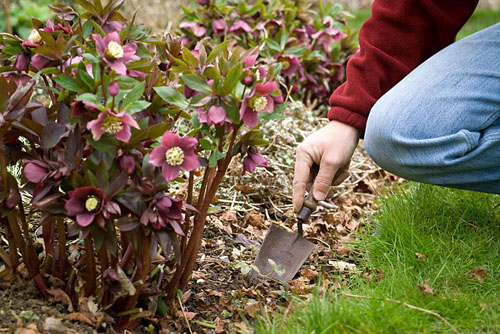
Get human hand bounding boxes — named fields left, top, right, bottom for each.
left=293, top=120, right=360, bottom=212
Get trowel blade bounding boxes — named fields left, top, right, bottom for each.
left=251, top=224, right=315, bottom=282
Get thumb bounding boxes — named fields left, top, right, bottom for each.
left=312, top=159, right=338, bottom=201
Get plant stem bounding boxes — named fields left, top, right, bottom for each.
left=4, top=0, right=11, bottom=34
left=57, top=217, right=66, bottom=279
left=84, top=235, right=96, bottom=296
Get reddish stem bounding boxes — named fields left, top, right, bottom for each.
left=84, top=235, right=96, bottom=296
left=57, top=218, right=66, bottom=279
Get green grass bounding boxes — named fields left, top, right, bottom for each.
left=255, top=184, right=500, bottom=333
left=345, top=7, right=500, bottom=42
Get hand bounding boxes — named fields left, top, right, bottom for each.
left=293, top=120, right=360, bottom=212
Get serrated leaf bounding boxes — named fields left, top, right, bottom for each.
left=154, top=86, right=189, bottom=109
left=53, top=75, right=86, bottom=93
left=181, top=74, right=212, bottom=94
left=121, top=82, right=145, bottom=111
left=207, top=42, right=229, bottom=63
left=223, top=64, right=242, bottom=95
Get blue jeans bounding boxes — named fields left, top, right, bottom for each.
left=364, top=22, right=500, bottom=194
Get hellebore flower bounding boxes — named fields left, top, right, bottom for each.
left=71, top=100, right=98, bottom=118
left=278, top=54, right=300, bottom=77
left=197, top=0, right=209, bottom=5
left=65, top=186, right=106, bottom=227
left=22, top=29, right=42, bottom=47
left=43, top=19, right=70, bottom=34
left=149, top=131, right=200, bottom=182
left=3, top=72, right=31, bottom=87
left=24, top=160, right=50, bottom=183
left=102, top=21, right=123, bottom=33
left=108, top=81, right=120, bottom=97
left=179, top=22, right=207, bottom=38
left=211, top=19, right=226, bottom=36
left=229, top=20, right=252, bottom=35
left=242, top=147, right=268, bottom=174
left=87, top=109, right=140, bottom=142
left=239, top=81, right=277, bottom=128
left=31, top=54, right=55, bottom=70
left=243, top=54, right=257, bottom=69
left=120, top=154, right=135, bottom=174
left=141, top=196, right=184, bottom=232
left=13, top=53, right=30, bottom=72
left=93, top=32, right=139, bottom=75
left=312, top=28, right=346, bottom=54
left=195, top=105, right=227, bottom=126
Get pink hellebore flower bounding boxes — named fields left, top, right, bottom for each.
left=239, top=81, right=277, bottom=128
left=312, top=28, right=346, bottom=54
left=211, top=19, right=226, bottom=36
left=179, top=22, right=207, bottom=38
left=65, top=186, right=106, bottom=227
left=120, top=154, right=136, bottom=174
left=278, top=54, right=301, bottom=77
left=43, top=19, right=70, bottom=34
left=32, top=54, right=55, bottom=70
left=87, top=109, right=140, bottom=142
left=13, top=53, right=30, bottom=73
left=149, top=131, right=200, bottom=182
left=229, top=20, right=252, bottom=35
left=71, top=100, right=98, bottom=118
left=93, top=32, right=139, bottom=75
left=196, top=105, right=227, bottom=126
left=242, top=147, right=268, bottom=174
left=24, top=160, right=50, bottom=183
left=22, top=29, right=42, bottom=48
left=102, top=21, right=123, bottom=33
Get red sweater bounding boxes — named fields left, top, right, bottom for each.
left=328, top=0, right=478, bottom=136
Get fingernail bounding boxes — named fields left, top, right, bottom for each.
left=313, top=191, right=325, bottom=200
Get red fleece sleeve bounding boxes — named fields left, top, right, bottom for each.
left=328, top=0, right=478, bottom=136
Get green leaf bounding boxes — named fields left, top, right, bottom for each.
left=76, top=93, right=101, bottom=106
left=53, top=75, right=86, bottom=93
left=154, top=87, right=189, bottom=109
left=182, top=47, right=198, bottom=68
left=121, top=82, right=145, bottom=111
left=207, top=42, right=229, bottom=63
left=199, top=138, right=214, bottom=150
left=285, top=45, right=307, bottom=57
left=77, top=63, right=95, bottom=91
left=181, top=74, right=212, bottom=94
left=223, top=64, right=242, bottom=96
left=208, top=149, right=225, bottom=168
left=82, top=20, right=93, bottom=38
left=125, top=100, right=151, bottom=114
left=86, top=135, right=117, bottom=153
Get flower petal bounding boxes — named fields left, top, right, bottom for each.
left=120, top=113, right=140, bottom=129
left=255, top=81, right=278, bottom=95
left=161, top=131, right=180, bottom=148
left=76, top=213, right=95, bottom=227
left=108, top=61, right=127, bottom=76
left=116, top=125, right=131, bottom=142
left=162, top=165, right=181, bottom=182
left=149, top=146, right=167, bottom=166
left=65, top=196, right=85, bottom=215
left=180, top=152, right=200, bottom=171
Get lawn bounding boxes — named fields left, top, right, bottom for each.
left=255, top=6, right=500, bottom=334
left=256, top=184, right=500, bottom=333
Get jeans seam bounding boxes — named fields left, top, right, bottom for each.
left=460, top=130, right=477, bottom=152
left=478, top=109, right=500, bottom=130
left=480, top=132, right=500, bottom=144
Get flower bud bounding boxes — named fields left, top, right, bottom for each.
left=242, top=75, right=254, bottom=86
left=197, top=0, right=209, bottom=5
left=108, top=81, right=120, bottom=97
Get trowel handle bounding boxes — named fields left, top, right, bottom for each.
left=297, top=194, right=317, bottom=235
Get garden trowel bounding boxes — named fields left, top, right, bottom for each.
left=251, top=194, right=337, bottom=282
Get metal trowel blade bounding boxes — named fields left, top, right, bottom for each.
left=251, top=224, right=315, bottom=282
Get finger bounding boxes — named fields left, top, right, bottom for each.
left=312, top=158, right=339, bottom=201
left=293, top=149, right=312, bottom=212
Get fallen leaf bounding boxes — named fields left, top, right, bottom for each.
left=215, top=317, right=225, bottom=333
left=415, top=252, right=426, bottom=261
left=467, top=267, right=487, bottom=281
left=233, top=321, right=251, bottom=334
left=64, top=312, right=94, bottom=325
left=176, top=310, right=197, bottom=321
left=235, top=184, right=253, bottom=194
left=44, top=317, right=82, bottom=334
left=336, top=245, right=350, bottom=257
left=243, top=301, right=260, bottom=318
left=16, top=324, right=40, bottom=334
left=244, top=210, right=265, bottom=228
left=329, top=261, right=356, bottom=271
left=117, top=266, right=137, bottom=295
left=47, top=288, right=74, bottom=312
left=417, top=280, right=434, bottom=295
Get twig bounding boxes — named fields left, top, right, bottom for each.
left=343, top=292, right=459, bottom=334
left=177, top=293, right=194, bottom=334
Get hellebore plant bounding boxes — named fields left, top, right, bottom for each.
left=179, top=0, right=358, bottom=109
left=0, top=0, right=288, bottom=331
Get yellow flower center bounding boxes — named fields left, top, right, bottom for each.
left=281, top=59, right=290, bottom=70
left=28, top=30, right=42, bottom=44
left=105, top=41, right=124, bottom=60
left=165, top=147, right=185, bottom=166
left=102, top=116, right=124, bottom=135
left=85, top=195, right=100, bottom=212
left=249, top=96, right=268, bottom=112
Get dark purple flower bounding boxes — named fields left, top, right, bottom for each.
left=229, top=20, right=252, bottom=34
left=312, top=28, right=346, bottom=54
left=2, top=72, right=31, bottom=87
left=140, top=196, right=184, bottom=233
left=65, top=186, right=106, bottom=227
left=93, top=32, right=139, bottom=75
left=31, top=54, right=54, bottom=70
left=71, top=100, right=98, bottom=118
left=87, top=109, right=140, bottom=142
left=197, top=0, right=209, bottom=5
left=43, top=19, right=70, bottom=34
left=24, top=160, right=50, bottom=183
left=211, top=19, right=226, bottom=36
left=149, top=132, right=200, bottom=182
left=195, top=105, right=227, bottom=126
left=278, top=54, right=301, bottom=77
left=108, top=81, right=120, bottom=97
left=239, top=81, right=277, bottom=128
left=120, top=154, right=135, bottom=174
left=13, top=53, right=30, bottom=73
left=179, top=22, right=207, bottom=38
left=102, top=21, right=123, bottom=33
left=243, top=147, right=268, bottom=174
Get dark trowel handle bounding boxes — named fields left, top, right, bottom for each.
left=296, top=194, right=317, bottom=236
